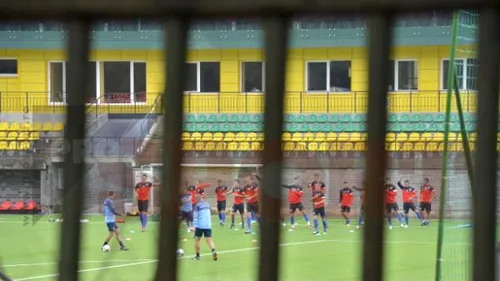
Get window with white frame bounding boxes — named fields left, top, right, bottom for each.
left=242, top=61, right=264, bottom=92
left=185, top=62, right=220, bottom=92
left=48, top=61, right=97, bottom=103
left=102, top=61, right=146, bottom=103
left=0, top=59, right=18, bottom=76
left=441, top=58, right=478, bottom=90
left=388, top=60, right=418, bottom=91
left=306, top=61, right=351, bottom=92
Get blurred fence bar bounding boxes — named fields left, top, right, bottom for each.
left=474, top=9, right=500, bottom=281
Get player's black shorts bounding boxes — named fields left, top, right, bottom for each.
left=420, top=202, right=432, bottom=212
left=106, top=222, right=118, bottom=232
left=289, top=203, right=304, bottom=213
left=194, top=228, right=212, bottom=238
left=313, top=207, right=326, bottom=218
left=179, top=211, right=193, bottom=222
left=341, top=206, right=351, bottom=213
left=138, top=200, right=149, bottom=212
left=217, top=200, right=226, bottom=212
left=247, top=202, right=259, bottom=214
left=232, top=203, right=244, bottom=214
left=385, top=203, right=399, bottom=213
left=403, top=202, right=417, bottom=214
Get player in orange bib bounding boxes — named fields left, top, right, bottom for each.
left=134, top=173, right=157, bottom=232
left=312, top=184, right=327, bottom=235
left=419, top=177, right=436, bottom=226
left=214, top=179, right=229, bottom=226
left=227, top=179, right=246, bottom=230
left=385, top=178, right=404, bottom=229
left=397, top=178, right=424, bottom=228
left=339, top=181, right=354, bottom=226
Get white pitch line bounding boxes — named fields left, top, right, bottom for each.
left=11, top=238, right=471, bottom=281
left=4, top=259, right=155, bottom=268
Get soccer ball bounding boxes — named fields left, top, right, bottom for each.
left=102, top=245, right=111, bottom=252
left=176, top=249, right=184, bottom=257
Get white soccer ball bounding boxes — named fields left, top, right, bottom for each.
left=102, top=245, right=111, bottom=252
left=177, top=249, right=184, bottom=257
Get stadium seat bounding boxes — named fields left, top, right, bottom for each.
left=337, top=133, right=349, bottom=142
left=295, top=115, right=305, bottom=123
left=314, top=133, right=326, bottom=142
left=251, top=115, right=262, bottom=123
left=11, top=201, right=24, bottom=211
left=223, top=133, right=235, bottom=142
left=426, top=143, right=438, bottom=151
left=0, top=122, right=8, bottom=131
left=228, top=115, right=239, bottom=123
left=9, top=122, right=20, bottom=131
left=401, top=143, right=413, bottom=151
left=354, top=142, right=366, bottom=151
left=209, top=123, right=220, bottom=132
left=295, top=142, right=307, bottom=151
left=182, top=142, right=193, bottom=151
left=306, top=114, right=317, bottom=123
left=326, top=133, right=336, bottom=142
left=29, top=132, right=40, bottom=141
left=251, top=142, right=262, bottom=151
left=0, top=132, right=6, bottom=140
left=291, top=133, right=303, bottom=142
left=220, top=123, right=230, bottom=132
left=469, top=132, right=477, bottom=142
left=386, top=133, right=396, bottom=142
left=207, top=115, right=217, bottom=123
left=246, top=132, right=258, bottom=142
left=437, top=143, right=445, bottom=152
left=410, top=114, right=421, bottom=123
left=304, top=132, right=314, bottom=142
left=421, top=133, right=432, bottom=142
left=201, top=133, right=212, bottom=141
left=434, top=113, right=445, bottom=123
left=239, top=142, right=251, bottom=151
left=361, top=133, right=368, bottom=141
left=350, top=133, right=362, bottom=142
left=18, top=132, right=29, bottom=141
left=205, top=142, right=216, bottom=151
left=408, top=132, right=420, bottom=142
left=185, top=114, right=195, bottom=123
left=235, top=133, right=246, bottom=142
left=257, top=133, right=264, bottom=142
left=196, top=115, right=206, bottom=123
left=282, top=132, right=291, bottom=142
left=25, top=200, right=39, bottom=211
left=329, top=143, right=338, bottom=151
left=181, top=132, right=190, bottom=141
left=195, top=142, right=205, bottom=150
left=318, top=114, right=328, bottom=123
left=432, top=133, right=444, bottom=142
left=0, top=141, right=6, bottom=150
left=0, top=201, right=10, bottom=211
left=6, top=132, right=17, bottom=141
left=414, top=142, right=425, bottom=151
left=448, top=132, right=457, bottom=142
left=20, top=122, right=30, bottom=131
left=415, top=123, right=426, bottom=132
left=212, top=133, right=223, bottom=142
left=396, top=133, right=408, bottom=142
left=388, top=143, right=400, bottom=151
left=42, top=122, right=54, bottom=132
left=389, top=123, right=402, bottom=132
left=216, top=142, right=227, bottom=151
left=398, top=114, right=409, bottom=123
left=283, top=142, right=294, bottom=151
left=190, top=132, right=202, bottom=141
left=308, top=142, right=318, bottom=151
left=217, top=114, right=228, bottom=123
left=318, top=142, right=329, bottom=151
left=198, top=123, right=209, bottom=132
left=449, top=143, right=462, bottom=152
left=227, top=142, right=238, bottom=151
left=388, top=114, right=397, bottom=123
left=341, top=143, right=354, bottom=151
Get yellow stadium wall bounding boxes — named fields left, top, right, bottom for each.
left=0, top=46, right=477, bottom=113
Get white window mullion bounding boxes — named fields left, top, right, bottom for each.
left=197, top=62, right=201, bottom=92
left=130, top=62, right=135, bottom=104
left=462, top=59, right=467, bottom=90
left=326, top=61, right=330, bottom=92
left=62, top=62, right=67, bottom=103
left=95, top=61, right=100, bottom=104
left=395, top=61, right=400, bottom=91
left=262, top=62, right=266, bottom=92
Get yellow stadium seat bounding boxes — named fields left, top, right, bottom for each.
left=182, top=142, right=193, bottom=151
left=361, top=133, right=368, bottom=141
left=337, top=133, right=349, bottom=142
left=433, top=133, right=444, bottom=142
left=457, top=134, right=463, bottom=142
left=388, top=143, right=400, bottom=151
left=401, top=143, right=413, bottom=151
left=341, top=143, right=354, bottom=151
left=304, top=133, right=314, bottom=142
left=246, top=132, right=258, bottom=141
left=235, top=133, right=246, bottom=142
left=191, top=132, right=202, bottom=141
left=6, top=132, right=17, bottom=141
left=291, top=133, right=303, bottom=142
left=181, top=132, right=190, bottom=141
left=8, top=141, right=17, bottom=150
left=426, top=143, right=438, bottom=151
left=319, top=142, right=329, bottom=151
left=31, top=122, right=42, bottom=131
left=283, top=142, right=294, bottom=151
left=282, top=133, right=291, bottom=142
left=251, top=142, right=262, bottom=151
left=20, top=122, right=30, bottom=131
left=202, top=133, right=213, bottom=141
left=19, top=141, right=30, bottom=150
left=213, top=133, right=223, bottom=142
left=308, top=142, right=318, bottom=151
left=396, top=133, right=408, bottom=142
left=223, top=133, right=235, bottom=142
left=228, top=142, right=238, bottom=151
left=216, top=142, right=227, bottom=151
left=449, top=143, right=461, bottom=152
left=257, top=133, right=264, bottom=141
left=325, top=133, right=335, bottom=142
left=296, top=142, right=307, bottom=151
left=0, top=141, right=6, bottom=150
left=42, top=122, right=53, bottom=132
left=0, top=122, right=8, bottom=131
left=414, top=142, right=425, bottom=151
left=354, top=142, right=366, bottom=151
left=54, top=122, right=64, bottom=131
left=8, top=122, right=20, bottom=131
left=437, top=143, right=444, bottom=152
left=205, top=142, right=216, bottom=151
left=386, top=133, right=396, bottom=142
left=350, top=133, right=362, bottom=142
left=0, top=132, right=6, bottom=140
left=469, top=142, right=476, bottom=151
left=29, top=132, right=40, bottom=141
left=314, top=133, right=326, bottom=142
left=448, top=133, right=457, bottom=142
left=18, top=132, right=29, bottom=141
left=497, top=133, right=500, bottom=142
left=240, top=142, right=251, bottom=151
left=421, top=133, right=432, bottom=142
left=408, top=132, right=420, bottom=142
left=469, top=133, right=477, bottom=142
left=330, top=143, right=339, bottom=151
left=195, top=142, right=205, bottom=150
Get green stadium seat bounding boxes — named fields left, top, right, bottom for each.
left=464, top=113, right=476, bottom=122
left=322, top=124, right=333, bottom=132
left=450, top=123, right=460, bottom=132
left=241, top=114, right=250, bottom=123
left=330, top=115, right=340, bottom=123
left=437, top=123, right=445, bottom=131
left=410, top=114, right=420, bottom=123
left=311, top=124, right=321, bottom=132
left=296, top=115, right=306, bottom=123
left=343, top=124, right=354, bottom=132
left=199, top=123, right=209, bottom=132
left=434, top=113, right=445, bottom=123
left=415, top=123, right=426, bottom=132
left=340, top=115, right=351, bottom=123
left=209, top=123, right=220, bottom=132
left=242, top=123, right=254, bottom=132
left=422, top=113, right=433, bottom=123
left=389, top=123, right=402, bottom=132
left=388, top=114, right=397, bottom=123
left=352, top=114, right=362, bottom=123
left=196, top=115, right=206, bottom=123
left=466, top=122, right=475, bottom=131
left=333, top=124, right=343, bottom=132
left=221, top=123, right=231, bottom=132
left=207, top=115, right=217, bottom=123
left=187, top=123, right=198, bottom=132
left=450, top=113, right=458, bottom=123
left=428, top=123, right=438, bottom=132
left=232, top=123, right=242, bottom=132
left=402, top=123, right=415, bottom=132
left=251, top=115, right=262, bottom=123
left=300, top=124, right=310, bottom=132
left=285, top=114, right=295, bottom=123
left=229, top=115, right=239, bottom=123
left=307, top=114, right=318, bottom=123
left=288, top=124, right=299, bottom=132
left=186, top=114, right=195, bottom=123
left=255, top=123, right=263, bottom=131
left=358, top=123, right=367, bottom=132
left=318, top=114, right=328, bottom=123
left=218, top=114, right=228, bottom=123
left=398, top=114, right=409, bottom=122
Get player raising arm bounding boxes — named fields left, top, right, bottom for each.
left=102, top=191, right=128, bottom=251
left=397, top=178, right=424, bottom=228
left=339, top=181, right=354, bottom=226
left=420, top=177, right=437, bottom=226
left=312, top=185, right=328, bottom=235
left=244, top=175, right=260, bottom=234
left=283, top=177, right=311, bottom=231
left=192, top=189, right=217, bottom=261
left=134, top=173, right=158, bottom=232
left=187, top=180, right=211, bottom=209
left=385, top=178, right=404, bottom=229
left=214, top=179, right=229, bottom=226
left=227, top=179, right=246, bottom=230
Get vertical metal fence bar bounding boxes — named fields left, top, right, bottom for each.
left=473, top=9, right=500, bottom=281
left=258, top=16, right=288, bottom=281
left=58, top=21, right=90, bottom=281
left=362, top=13, right=392, bottom=281
left=154, top=17, right=188, bottom=281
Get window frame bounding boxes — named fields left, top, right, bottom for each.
left=391, top=59, right=419, bottom=92
left=0, top=58, right=18, bottom=77
left=184, top=61, right=221, bottom=93
left=47, top=60, right=68, bottom=105
left=305, top=60, right=352, bottom=93
left=240, top=61, right=265, bottom=94
left=440, top=58, right=477, bottom=91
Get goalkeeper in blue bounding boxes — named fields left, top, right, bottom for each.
left=193, top=189, right=218, bottom=261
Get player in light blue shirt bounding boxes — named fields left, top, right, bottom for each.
left=180, top=191, right=194, bottom=232
left=192, top=189, right=217, bottom=261
left=102, top=191, right=128, bottom=251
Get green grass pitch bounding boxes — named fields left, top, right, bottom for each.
left=0, top=214, right=470, bottom=281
